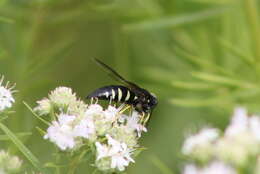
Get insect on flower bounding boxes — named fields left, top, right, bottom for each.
left=86, top=58, right=158, bottom=125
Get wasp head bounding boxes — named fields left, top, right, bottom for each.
left=146, top=92, right=158, bottom=111
left=134, top=92, right=157, bottom=113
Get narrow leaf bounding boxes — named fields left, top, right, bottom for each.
left=36, top=126, right=46, bottom=136
left=123, top=8, right=226, bottom=31
left=174, top=47, right=235, bottom=76
left=0, top=132, right=32, bottom=141
left=0, top=16, right=14, bottom=23
left=172, top=81, right=218, bottom=90
left=150, top=155, right=174, bottom=174
left=191, top=72, right=256, bottom=89
left=0, top=123, right=48, bottom=173
left=23, top=101, right=50, bottom=126
left=170, top=97, right=231, bottom=107
left=219, top=38, right=254, bottom=65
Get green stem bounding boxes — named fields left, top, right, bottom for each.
left=68, top=149, right=88, bottom=174
left=55, top=149, right=61, bottom=174
left=92, top=169, right=99, bottom=174
left=0, top=122, right=48, bottom=173
left=23, top=101, right=50, bottom=126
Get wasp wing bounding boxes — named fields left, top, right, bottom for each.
left=93, top=58, right=141, bottom=90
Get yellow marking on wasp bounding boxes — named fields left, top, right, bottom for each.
left=111, top=89, right=116, bottom=100
left=118, top=88, right=122, bottom=102
left=125, top=90, right=130, bottom=101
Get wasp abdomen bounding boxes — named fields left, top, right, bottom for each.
left=87, top=85, right=137, bottom=104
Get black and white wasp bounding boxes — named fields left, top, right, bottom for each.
left=86, top=59, right=157, bottom=123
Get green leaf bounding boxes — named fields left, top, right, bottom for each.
left=0, top=115, right=8, bottom=122
left=170, top=97, right=231, bottom=107
left=174, top=47, right=235, bottom=76
left=150, top=155, right=174, bottom=174
left=0, top=123, right=49, bottom=173
left=218, top=38, right=254, bottom=65
left=23, top=101, right=50, bottom=126
left=123, top=8, right=227, bottom=31
left=244, top=0, right=260, bottom=62
left=191, top=72, right=256, bottom=89
left=172, top=81, right=218, bottom=90
left=0, top=132, right=32, bottom=141
left=36, top=126, right=46, bottom=136
left=191, top=0, right=235, bottom=4
left=0, top=16, right=14, bottom=23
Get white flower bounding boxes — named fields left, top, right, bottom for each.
left=87, top=104, right=114, bottom=136
left=225, top=107, right=260, bottom=142
left=95, top=142, right=110, bottom=160
left=202, top=161, right=237, bottom=174
left=67, top=100, right=88, bottom=115
left=215, top=136, right=253, bottom=166
left=108, top=124, right=138, bottom=148
left=216, top=108, right=260, bottom=166
left=183, top=161, right=237, bottom=174
left=106, top=135, right=135, bottom=171
left=109, top=143, right=134, bottom=171
left=34, top=98, right=51, bottom=115
left=49, top=87, right=77, bottom=108
left=6, top=156, right=22, bottom=173
left=44, top=114, right=77, bottom=150
left=44, top=112, right=98, bottom=150
left=35, top=86, right=87, bottom=116
left=73, top=116, right=96, bottom=140
left=95, top=135, right=135, bottom=172
left=85, top=104, right=103, bottom=117
left=248, top=115, right=260, bottom=141
left=0, top=150, right=22, bottom=173
left=0, top=76, right=15, bottom=112
left=103, top=105, right=119, bottom=120
left=125, top=111, right=147, bottom=137
left=182, top=128, right=219, bottom=155
left=225, top=107, right=248, bottom=137
left=183, top=164, right=199, bottom=174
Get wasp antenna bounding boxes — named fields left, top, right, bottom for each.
left=92, top=58, right=108, bottom=69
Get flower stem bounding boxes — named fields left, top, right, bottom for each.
left=55, top=149, right=61, bottom=174
left=68, top=149, right=88, bottom=174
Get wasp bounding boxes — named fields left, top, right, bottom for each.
left=86, top=58, right=157, bottom=124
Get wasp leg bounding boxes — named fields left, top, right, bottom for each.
left=140, top=112, right=146, bottom=124
left=111, top=105, right=131, bottom=125
left=143, top=113, right=150, bottom=126
left=119, top=105, right=131, bottom=114
left=109, top=95, right=114, bottom=104
left=94, top=97, right=99, bottom=104
left=90, top=97, right=94, bottom=104
left=90, top=97, right=98, bottom=104
left=117, top=103, right=125, bottom=111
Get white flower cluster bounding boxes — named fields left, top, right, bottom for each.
left=0, top=75, right=15, bottom=112
left=183, top=161, right=237, bottom=174
left=0, top=150, right=22, bottom=173
left=182, top=107, right=260, bottom=174
left=34, top=87, right=147, bottom=172
left=34, top=86, right=87, bottom=116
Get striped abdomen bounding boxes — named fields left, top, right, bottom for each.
left=86, top=85, right=137, bottom=104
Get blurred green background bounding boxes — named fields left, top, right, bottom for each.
left=0, top=0, right=259, bottom=173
